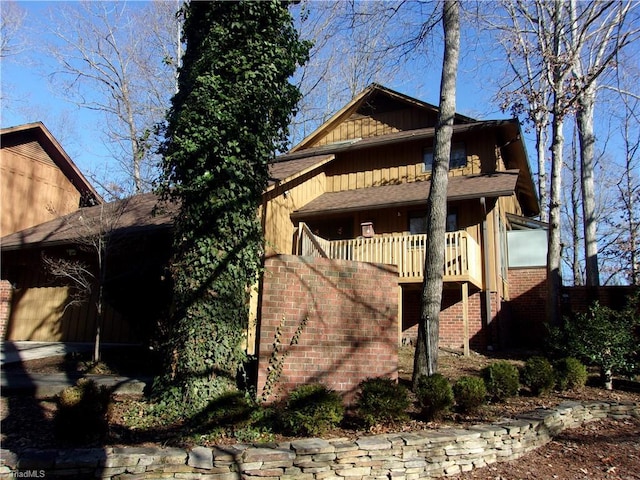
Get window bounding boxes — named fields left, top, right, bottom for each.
left=446, top=211, right=458, bottom=232
left=409, top=210, right=458, bottom=234
left=409, top=214, right=427, bottom=234
left=423, top=142, right=467, bottom=171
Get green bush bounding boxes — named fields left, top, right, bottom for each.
left=415, top=373, right=454, bottom=420
left=482, top=361, right=520, bottom=401
left=355, top=377, right=410, bottom=428
left=555, top=357, right=588, bottom=391
left=521, top=356, right=555, bottom=396
left=453, top=376, right=487, bottom=413
left=547, top=295, right=640, bottom=389
left=54, top=378, right=111, bottom=444
left=281, top=384, right=344, bottom=436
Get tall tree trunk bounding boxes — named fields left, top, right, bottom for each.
left=413, top=0, right=459, bottom=387
left=536, top=122, right=549, bottom=223
left=577, top=85, right=600, bottom=287
left=570, top=128, right=582, bottom=285
left=546, top=0, right=566, bottom=327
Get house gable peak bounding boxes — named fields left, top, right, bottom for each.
left=290, top=83, right=476, bottom=153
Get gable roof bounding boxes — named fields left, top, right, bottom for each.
left=291, top=171, right=521, bottom=219
left=267, top=154, right=334, bottom=189
left=0, top=192, right=173, bottom=251
left=275, top=119, right=539, bottom=217
left=289, top=83, right=476, bottom=153
left=1, top=122, right=102, bottom=205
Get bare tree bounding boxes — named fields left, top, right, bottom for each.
left=488, top=0, right=553, bottom=223
left=601, top=90, right=640, bottom=285
left=413, top=0, right=460, bottom=383
left=0, top=0, right=25, bottom=59
left=568, top=0, right=638, bottom=287
left=290, top=0, right=423, bottom=145
left=43, top=199, right=131, bottom=362
left=41, top=1, right=181, bottom=197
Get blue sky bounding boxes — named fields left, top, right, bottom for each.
left=2, top=0, right=524, bottom=192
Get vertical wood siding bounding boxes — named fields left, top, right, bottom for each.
left=1, top=145, right=80, bottom=235
left=311, top=108, right=437, bottom=147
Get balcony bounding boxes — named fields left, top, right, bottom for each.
left=296, top=223, right=483, bottom=287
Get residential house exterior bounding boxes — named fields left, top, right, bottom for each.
left=260, top=84, right=542, bottom=353
left=0, top=122, right=102, bottom=340
left=1, top=87, right=544, bottom=346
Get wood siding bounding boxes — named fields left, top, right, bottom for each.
left=311, top=108, right=437, bottom=147
left=324, top=134, right=489, bottom=193
left=6, top=285, right=129, bottom=342
left=262, top=170, right=327, bottom=255
left=1, top=142, right=81, bottom=236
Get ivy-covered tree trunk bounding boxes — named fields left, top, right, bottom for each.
left=156, top=0, right=309, bottom=413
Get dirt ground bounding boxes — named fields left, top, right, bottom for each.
left=1, top=347, right=639, bottom=479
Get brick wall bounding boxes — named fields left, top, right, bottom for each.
left=0, top=280, right=12, bottom=340
left=257, top=255, right=398, bottom=403
left=401, top=288, right=497, bottom=351
left=561, top=285, right=637, bottom=315
left=506, top=267, right=547, bottom=348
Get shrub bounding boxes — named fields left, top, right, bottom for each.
left=547, top=294, right=640, bottom=389
left=415, top=373, right=454, bottom=420
left=281, top=384, right=344, bottom=436
left=482, top=361, right=520, bottom=401
left=54, top=378, right=111, bottom=443
left=555, top=357, right=588, bottom=391
left=355, top=377, right=410, bottom=428
left=453, top=376, right=487, bottom=413
left=521, top=356, right=555, bottom=395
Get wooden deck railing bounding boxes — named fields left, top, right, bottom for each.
left=297, top=223, right=482, bottom=287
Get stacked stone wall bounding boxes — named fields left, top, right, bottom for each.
left=2, top=401, right=637, bottom=479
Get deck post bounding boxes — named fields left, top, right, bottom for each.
left=462, top=282, right=469, bottom=356
left=398, top=285, right=403, bottom=345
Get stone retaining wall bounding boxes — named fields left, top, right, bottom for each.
left=1, top=401, right=637, bottom=479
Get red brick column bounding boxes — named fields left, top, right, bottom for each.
left=257, top=255, right=399, bottom=403
left=507, top=267, right=547, bottom=348
left=0, top=280, right=13, bottom=340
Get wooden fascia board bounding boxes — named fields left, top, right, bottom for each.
left=289, top=86, right=375, bottom=153
left=1, top=122, right=103, bottom=204
left=496, top=120, right=540, bottom=217
left=289, top=83, right=476, bottom=153
left=290, top=188, right=517, bottom=220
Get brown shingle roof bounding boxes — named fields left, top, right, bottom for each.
left=291, top=170, right=520, bottom=219
left=268, top=154, right=333, bottom=187
left=0, top=192, right=174, bottom=250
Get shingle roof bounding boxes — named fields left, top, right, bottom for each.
left=268, top=154, right=333, bottom=186
left=0, top=192, right=174, bottom=250
left=291, top=170, right=520, bottom=218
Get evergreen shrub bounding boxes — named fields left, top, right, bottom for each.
left=415, top=373, right=454, bottom=420
left=482, top=361, right=520, bottom=401
left=355, top=377, right=410, bottom=428
left=54, top=378, right=111, bottom=443
left=281, top=384, right=344, bottom=436
left=453, top=376, right=487, bottom=413
left=555, top=357, right=588, bottom=391
left=521, top=356, right=555, bottom=395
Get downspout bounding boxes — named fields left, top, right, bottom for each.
left=480, top=197, right=493, bottom=350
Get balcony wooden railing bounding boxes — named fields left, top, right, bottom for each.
left=297, top=222, right=482, bottom=287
